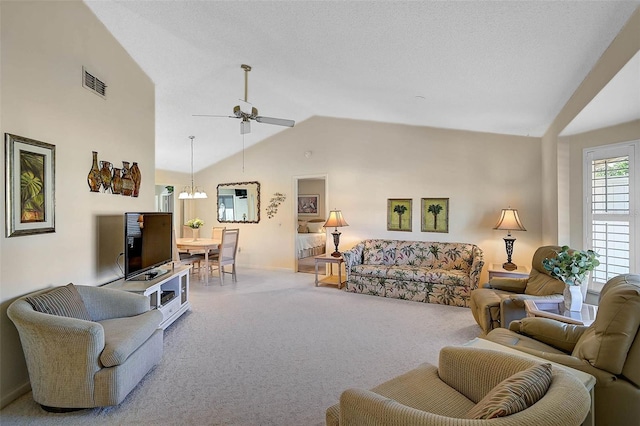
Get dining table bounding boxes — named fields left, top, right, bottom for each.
left=176, top=238, right=221, bottom=285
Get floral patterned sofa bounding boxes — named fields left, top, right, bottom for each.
left=342, top=239, right=484, bottom=307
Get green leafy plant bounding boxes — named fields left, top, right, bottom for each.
left=186, top=218, right=204, bottom=229
left=542, top=245, right=600, bottom=286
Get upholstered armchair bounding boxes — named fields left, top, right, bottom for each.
left=326, top=346, right=590, bottom=425
left=470, top=246, right=566, bottom=334
left=485, top=274, right=640, bottom=426
left=8, top=284, right=163, bottom=411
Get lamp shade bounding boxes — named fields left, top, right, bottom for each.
left=324, top=210, right=349, bottom=228
left=494, top=208, right=526, bottom=232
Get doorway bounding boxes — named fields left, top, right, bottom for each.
left=294, top=175, right=328, bottom=273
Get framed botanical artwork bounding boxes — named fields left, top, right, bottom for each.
left=5, top=133, right=56, bottom=237
left=387, top=198, right=412, bottom=231
left=298, top=194, right=319, bottom=216
left=421, top=198, right=449, bottom=233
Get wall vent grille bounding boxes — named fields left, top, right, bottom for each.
left=82, top=67, right=107, bottom=98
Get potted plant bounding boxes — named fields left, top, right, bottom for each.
left=186, top=218, right=204, bottom=241
left=542, top=245, right=599, bottom=311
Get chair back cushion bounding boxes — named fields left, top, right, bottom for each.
left=524, top=246, right=566, bottom=296
left=25, top=283, right=91, bottom=321
left=573, top=274, right=640, bottom=384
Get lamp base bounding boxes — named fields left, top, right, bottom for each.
left=330, top=251, right=341, bottom=258
left=502, top=262, right=517, bottom=271
left=331, top=230, right=342, bottom=258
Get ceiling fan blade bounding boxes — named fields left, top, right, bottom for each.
left=240, top=120, right=251, bottom=134
left=192, top=114, right=237, bottom=119
left=255, top=116, right=295, bottom=127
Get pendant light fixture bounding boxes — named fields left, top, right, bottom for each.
left=178, top=136, right=207, bottom=199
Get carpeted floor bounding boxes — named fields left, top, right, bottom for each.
left=0, top=268, right=482, bottom=425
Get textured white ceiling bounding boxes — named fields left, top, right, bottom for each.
left=84, top=1, right=640, bottom=173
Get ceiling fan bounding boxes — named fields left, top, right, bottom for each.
left=193, top=64, right=295, bottom=134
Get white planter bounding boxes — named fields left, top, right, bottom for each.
left=191, top=228, right=199, bottom=241
left=563, top=285, right=583, bottom=312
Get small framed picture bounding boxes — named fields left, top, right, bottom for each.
left=421, top=198, right=449, bottom=233
left=298, top=194, right=319, bottom=216
left=5, top=133, right=56, bottom=237
left=387, top=198, right=412, bottom=231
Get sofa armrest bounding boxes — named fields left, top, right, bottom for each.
left=7, top=300, right=105, bottom=405
left=468, top=245, right=485, bottom=290
left=486, top=277, right=528, bottom=293
left=342, top=242, right=365, bottom=276
left=76, top=285, right=150, bottom=321
left=509, top=317, right=587, bottom=353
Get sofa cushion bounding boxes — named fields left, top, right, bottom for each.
left=363, top=240, right=397, bottom=265
left=465, top=363, right=552, bottom=419
left=99, top=309, right=163, bottom=367
left=25, top=283, right=91, bottom=321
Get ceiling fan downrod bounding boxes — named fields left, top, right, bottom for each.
left=241, top=64, right=251, bottom=103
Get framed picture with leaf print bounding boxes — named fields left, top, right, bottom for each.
left=387, top=198, right=412, bottom=231
left=421, top=198, right=449, bottom=233
left=5, top=133, right=56, bottom=237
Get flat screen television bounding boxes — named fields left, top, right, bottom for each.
left=124, top=212, right=173, bottom=280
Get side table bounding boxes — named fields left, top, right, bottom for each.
left=314, top=255, right=345, bottom=289
left=524, top=298, right=598, bottom=326
left=488, top=263, right=529, bottom=280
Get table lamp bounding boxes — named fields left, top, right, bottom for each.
left=494, top=208, right=526, bottom=271
left=324, top=210, right=349, bottom=257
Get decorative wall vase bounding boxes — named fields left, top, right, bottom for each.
left=87, top=151, right=101, bottom=192
left=563, top=285, right=583, bottom=312
left=191, top=228, right=199, bottom=241
left=100, top=161, right=112, bottom=193
left=121, top=161, right=134, bottom=196
left=111, top=167, right=122, bottom=194
left=130, top=162, right=141, bottom=197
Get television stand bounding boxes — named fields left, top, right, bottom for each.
left=129, top=268, right=170, bottom=281
left=105, top=264, right=190, bottom=329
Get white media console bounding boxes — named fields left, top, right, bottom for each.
left=105, top=264, right=190, bottom=329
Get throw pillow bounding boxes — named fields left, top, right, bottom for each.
left=307, top=222, right=324, bottom=233
left=25, top=283, right=91, bottom=321
left=297, top=224, right=309, bottom=233
left=465, top=363, right=553, bottom=419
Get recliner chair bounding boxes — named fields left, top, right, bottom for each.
left=470, top=246, right=566, bottom=334
left=485, top=274, right=640, bottom=426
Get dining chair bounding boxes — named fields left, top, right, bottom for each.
left=203, top=228, right=239, bottom=284
left=172, top=230, right=203, bottom=274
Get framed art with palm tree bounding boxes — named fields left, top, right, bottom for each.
left=421, top=198, right=449, bottom=233
left=387, top=198, right=412, bottom=231
left=5, top=133, right=55, bottom=237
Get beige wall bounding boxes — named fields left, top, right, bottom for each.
left=0, top=1, right=155, bottom=407
left=563, top=119, right=640, bottom=248
left=541, top=7, right=640, bottom=245
left=166, top=117, right=544, bottom=276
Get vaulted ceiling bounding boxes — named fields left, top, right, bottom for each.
left=84, top=1, right=640, bottom=173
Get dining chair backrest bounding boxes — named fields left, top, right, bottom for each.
left=219, top=229, right=239, bottom=265
left=212, top=226, right=226, bottom=241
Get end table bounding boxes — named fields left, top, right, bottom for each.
left=314, top=255, right=345, bottom=289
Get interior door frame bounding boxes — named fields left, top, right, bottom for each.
left=293, top=173, right=329, bottom=272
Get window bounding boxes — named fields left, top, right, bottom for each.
left=584, top=141, right=638, bottom=293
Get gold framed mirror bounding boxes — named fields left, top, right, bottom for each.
left=217, top=181, right=260, bottom=223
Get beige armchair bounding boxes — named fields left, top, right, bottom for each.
left=326, top=346, right=590, bottom=425
left=8, top=284, right=163, bottom=411
left=470, top=245, right=566, bottom=334
left=485, top=274, right=640, bottom=426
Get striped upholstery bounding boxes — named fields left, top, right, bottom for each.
left=25, top=283, right=91, bottom=321
left=466, top=363, right=552, bottom=419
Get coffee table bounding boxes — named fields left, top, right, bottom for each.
left=524, top=298, right=598, bottom=326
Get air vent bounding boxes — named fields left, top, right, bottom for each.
left=82, top=66, right=107, bottom=98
